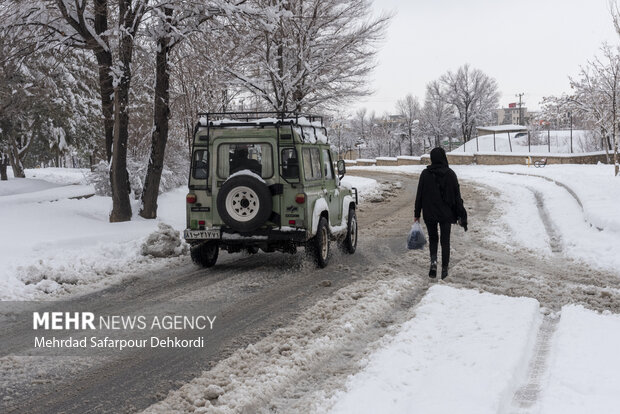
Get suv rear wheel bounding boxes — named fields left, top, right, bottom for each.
left=309, top=216, right=330, bottom=268
left=191, top=241, right=219, bottom=267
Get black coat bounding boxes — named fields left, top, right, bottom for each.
left=414, top=151, right=467, bottom=229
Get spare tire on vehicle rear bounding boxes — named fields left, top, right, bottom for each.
left=216, top=174, right=273, bottom=232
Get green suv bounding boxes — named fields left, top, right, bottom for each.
left=184, top=112, right=358, bottom=268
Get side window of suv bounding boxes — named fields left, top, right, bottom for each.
left=322, top=149, right=334, bottom=180
left=302, top=148, right=322, bottom=181
left=281, top=148, right=299, bottom=179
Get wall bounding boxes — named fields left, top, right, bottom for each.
left=350, top=152, right=609, bottom=167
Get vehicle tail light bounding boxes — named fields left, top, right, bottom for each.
left=289, top=220, right=296, bottom=225
left=295, top=193, right=305, bottom=204
left=186, top=193, right=197, bottom=204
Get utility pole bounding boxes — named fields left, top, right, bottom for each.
left=516, top=93, right=525, bottom=125
left=568, top=111, right=573, bottom=153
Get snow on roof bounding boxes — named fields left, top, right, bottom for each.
left=203, top=117, right=323, bottom=128
left=293, top=126, right=328, bottom=144
left=477, top=125, right=528, bottom=133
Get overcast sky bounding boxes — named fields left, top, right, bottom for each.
left=357, top=0, right=619, bottom=115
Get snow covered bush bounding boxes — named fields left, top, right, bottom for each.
left=160, top=138, right=190, bottom=193
left=141, top=223, right=188, bottom=258
left=88, top=158, right=147, bottom=199
left=88, top=161, right=112, bottom=197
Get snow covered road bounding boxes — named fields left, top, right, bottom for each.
left=143, top=171, right=620, bottom=414
left=2, top=170, right=619, bottom=414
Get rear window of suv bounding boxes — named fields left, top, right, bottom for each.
left=217, top=143, right=273, bottom=179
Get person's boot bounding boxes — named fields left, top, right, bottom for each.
left=441, top=265, right=449, bottom=279
left=429, top=256, right=438, bottom=278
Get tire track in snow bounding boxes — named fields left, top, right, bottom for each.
left=508, top=315, right=559, bottom=413
left=495, top=171, right=602, bottom=231
left=529, top=188, right=563, bottom=253
left=264, top=281, right=432, bottom=413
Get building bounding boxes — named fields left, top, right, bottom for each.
left=497, top=104, right=533, bottom=126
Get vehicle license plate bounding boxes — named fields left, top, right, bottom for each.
left=184, top=229, right=220, bottom=239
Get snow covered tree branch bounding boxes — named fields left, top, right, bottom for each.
left=439, top=64, right=500, bottom=143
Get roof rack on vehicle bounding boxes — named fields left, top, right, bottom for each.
left=195, top=111, right=328, bottom=144
left=197, top=111, right=324, bottom=127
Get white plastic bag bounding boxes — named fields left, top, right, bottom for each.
left=407, top=222, right=426, bottom=250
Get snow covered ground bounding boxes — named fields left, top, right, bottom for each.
left=325, top=285, right=541, bottom=414
left=538, top=305, right=620, bottom=414
left=340, top=175, right=394, bottom=202
left=320, top=287, right=620, bottom=414
left=144, top=282, right=620, bottom=414
left=0, top=169, right=380, bottom=300
left=0, top=168, right=186, bottom=300
left=3, top=166, right=620, bottom=413
left=350, top=163, right=620, bottom=273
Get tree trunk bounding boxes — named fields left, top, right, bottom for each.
left=409, top=130, right=413, bottom=155
left=7, top=136, right=26, bottom=178
left=109, top=23, right=134, bottom=223
left=140, top=18, right=172, bottom=219
left=614, top=131, right=620, bottom=176
left=0, top=155, right=7, bottom=180
left=95, top=50, right=115, bottom=162
left=92, top=0, right=114, bottom=162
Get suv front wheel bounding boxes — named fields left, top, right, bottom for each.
left=310, top=216, right=330, bottom=268
left=342, top=208, right=357, bottom=254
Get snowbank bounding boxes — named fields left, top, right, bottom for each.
left=454, top=165, right=620, bottom=272
left=539, top=305, right=620, bottom=413
left=21, top=167, right=89, bottom=185
left=350, top=164, right=620, bottom=273
left=481, top=164, right=620, bottom=233
left=141, top=223, right=188, bottom=258
left=324, top=285, right=541, bottom=414
left=340, top=175, right=378, bottom=195
left=0, top=171, right=187, bottom=300
left=2, top=167, right=90, bottom=196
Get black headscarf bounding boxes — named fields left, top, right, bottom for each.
left=430, top=147, right=449, bottom=166
left=426, top=147, right=456, bottom=208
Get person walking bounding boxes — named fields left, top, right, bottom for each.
left=414, top=147, right=467, bottom=279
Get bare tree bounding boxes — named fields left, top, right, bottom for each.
left=610, top=5, right=620, bottom=174
left=225, top=0, right=390, bottom=112
left=0, top=23, right=99, bottom=177
left=8, top=0, right=149, bottom=221
left=396, top=94, right=421, bottom=155
left=349, top=108, right=369, bottom=157
left=439, top=64, right=500, bottom=143
left=569, top=43, right=620, bottom=175
left=139, top=1, right=219, bottom=219
left=421, top=80, right=454, bottom=149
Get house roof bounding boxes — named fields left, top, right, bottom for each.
left=477, top=124, right=528, bottom=133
